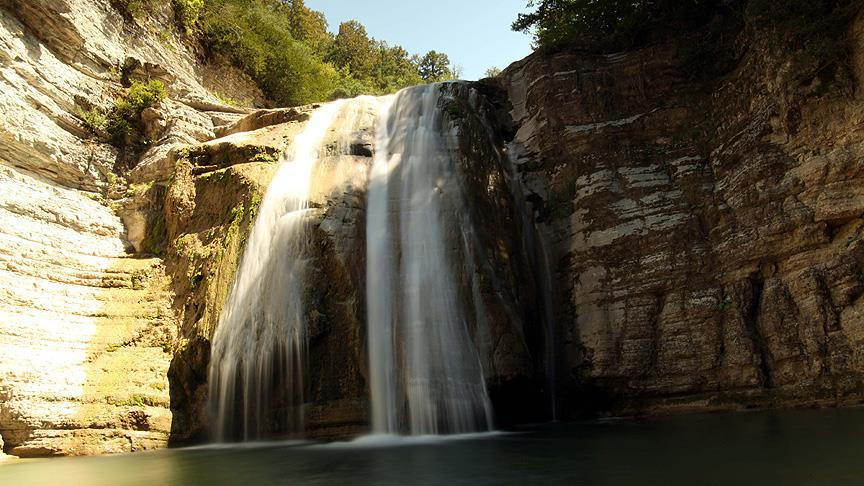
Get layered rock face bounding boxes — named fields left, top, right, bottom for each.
left=497, top=9, right=864, bottom=415
left=0, top=164, right=175, bottom=457
left=0, top=0, right=246, bottom=456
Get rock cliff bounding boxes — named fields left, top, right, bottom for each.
left=164, top=86, right=547, bottom=440
left=0, top=0, right=249, bottom=456
left=496, top=6, right=864, bottom=416
left=1, top=0, right=863, bottom=459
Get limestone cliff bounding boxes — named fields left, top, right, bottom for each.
left=495, top=6, right=864, bottom=416
left=0, top=0, right=250, bottom=456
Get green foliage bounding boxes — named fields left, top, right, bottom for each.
left=249, top=192, right=263, bottom=218
left=213, top=90, right=241, bottom=106
left=371, top=44, right=424, bottom=92
left=325, top=21, right=428, bottom=95
left=201, top=0, right=339, bottom=106
left=330, top=66, right=375, bottom=100
left=513, top=0, right=726, bottom=48
left=417, top=50, right=455, bottom=83
left=280, top=0, right=333, bottom=56
left=117, top=0, right=456, bottom=106
left=748, top=0, right=859, bottom=63
left=130, top=268, right=148, bottom=290
left=108, top=394, right=166, bottom=407
left=110, top=0, right=155, bottom=20
left=328, top=20, right=375, bottom=79
left=198, top=0, right=454, bottom=104
left=174, top=0, right=205, bottom=33
left=76, top=107, right=108, bottom=134
left=126, top=395, right=148, bottom=407
left=104, top=80, right=167, bottom=147
left=250, top=151, right=277, bottom=163
left=484, top=67, right=503, bottom=78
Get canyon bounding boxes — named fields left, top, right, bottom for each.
left=1, top=0, right=863, bottom=458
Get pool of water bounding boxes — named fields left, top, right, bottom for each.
left=3, top=408, right=864, bottom=485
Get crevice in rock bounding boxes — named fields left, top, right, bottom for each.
left=646, top=292, right=665, bottom=378
left=744, top=272, right=772, bottom=389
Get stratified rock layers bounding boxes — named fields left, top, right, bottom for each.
left=499, top=11, right=864, bottom=414
left=0, top=0, right=235, bottom=456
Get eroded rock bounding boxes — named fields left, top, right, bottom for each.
left=496, top=9, right=864, bottom=416
left=0, top=0, right=257, bottom=457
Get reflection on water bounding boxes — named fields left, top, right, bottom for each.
left=3, top=408, right=864, bottom=485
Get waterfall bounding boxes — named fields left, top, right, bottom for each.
left=208, top=100, right=346, bottom=442
left=367, top=84, right=494, bottom=435
left=209, top=84, right=500, bottom=441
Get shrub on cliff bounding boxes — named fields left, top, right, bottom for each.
left=109, top=0, right=159, bottom=21
left=748, top=0, right=860, bottom=97
left=107, top=0, right=455, bottom=105
left=105, top=80, right=168, bottom=147
left=514, top=0, right=861, bottom=54
left=199, top=0, right=455, bottom=104
left=174, top=0, right=205, bottom=33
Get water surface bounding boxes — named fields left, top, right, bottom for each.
left=4, top=408, right=864, bottom=485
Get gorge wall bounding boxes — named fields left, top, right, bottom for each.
left=0, top=0, right=251, bottom=456
left=1, top=0, right=863, bottom=458
left=495, top=7, right=864, bottom=415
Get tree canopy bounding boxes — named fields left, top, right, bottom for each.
left=512, top=0, right=724, bottom=48
left=484, top=67, right=502, bottom=78
left=416, top=51, right=455, bottom=83
left=176, top=0, right=457, bottom=106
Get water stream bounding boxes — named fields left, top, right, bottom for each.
left=208, top=101, right=346, bottom=441
left=6, top=409, right=864, bottom=485
left=367, top=84, right=494, bottom=435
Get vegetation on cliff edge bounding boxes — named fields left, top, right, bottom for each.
left=513, top=0, right=860, bottom=54
left=109, top=0, right=458, bottom=106
left=513, top=0, right=860, bottom=92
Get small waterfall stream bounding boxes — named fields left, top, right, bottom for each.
left=208, top=101, right=346, bottom=441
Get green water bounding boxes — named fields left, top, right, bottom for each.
left=3, top=408, right=864, bottom=485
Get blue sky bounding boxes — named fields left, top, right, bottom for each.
left=305, top=0, right=535, bottom=80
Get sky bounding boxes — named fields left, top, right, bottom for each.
left=305, top=0, right=535, bottom=80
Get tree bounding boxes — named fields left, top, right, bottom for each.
left=328, top=20, right=375, bottom=79
left=370, top=42, right=423, bottom=93
left=201, top=0, right=338, bottom=106
left=416, top=51, right=454, bottom=83
left=451, top=63, right=464, bottom=80
left=484, top=67, right=502, bottom=78
left=197, top=0, right=457, bottom=105
left=512, top=0, right=723, bottom=48
left=279, top=0, right=333, bottom=56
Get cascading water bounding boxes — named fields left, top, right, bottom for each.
left=208, top=100, right=346, bottom=442
left=367, top=84, right=495, bottom=435
left=207, top=83, right=551, bottom=441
